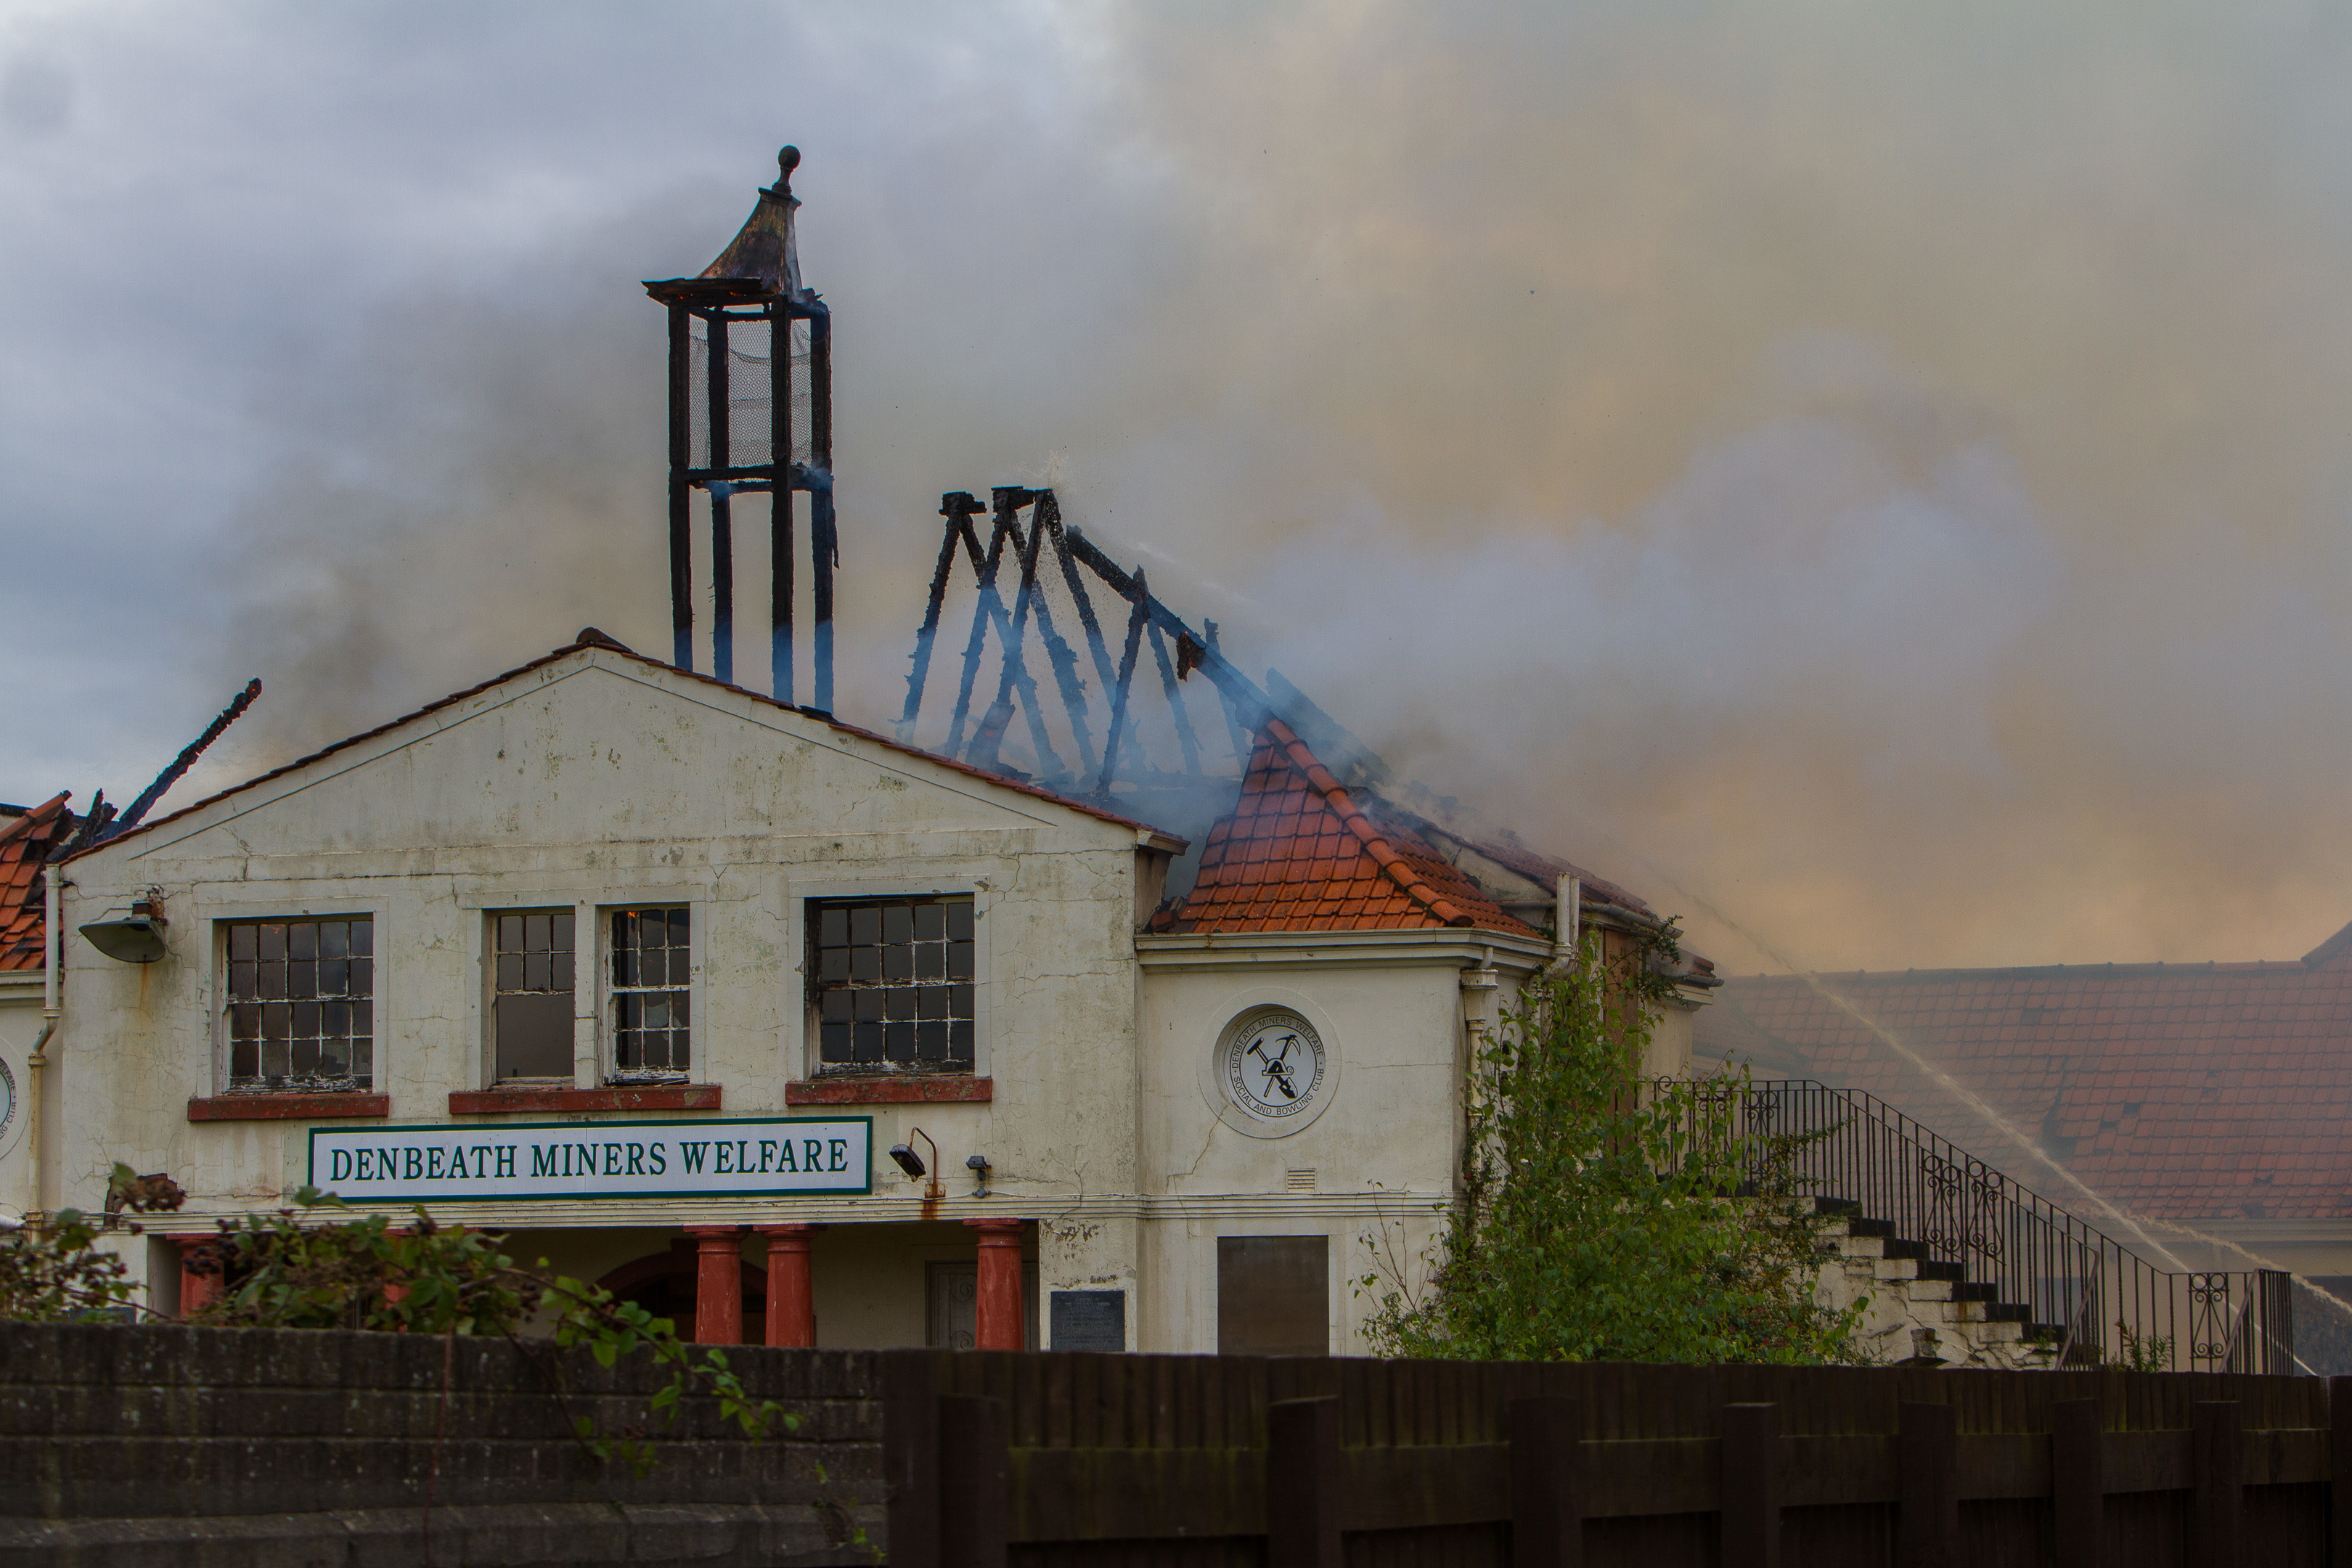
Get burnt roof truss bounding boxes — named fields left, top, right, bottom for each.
left=897, top=487, right=1269, bottom=808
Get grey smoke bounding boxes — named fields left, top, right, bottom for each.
left=7, top=2, right=2352, bottom=974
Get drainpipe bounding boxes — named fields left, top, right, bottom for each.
left=25, top=870, right=59, bottom=1228
left=1459, top=945, right=1500, bottom=1048
left=1553, top=874, right=1580, bottom=968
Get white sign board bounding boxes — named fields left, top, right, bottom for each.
left=306, top=1117, right=873, bottom=1203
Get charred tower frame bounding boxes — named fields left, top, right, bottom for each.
left=644, top=146, right=837, bottom=711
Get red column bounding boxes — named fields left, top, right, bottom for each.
left=687, top=1226, right=745, bottom=1344
left=965, top=1217, right=1026, bottom=1351
left=175, top=1237, right=219, bottom=1319
left=755, top=1224, right=820, bottom=1348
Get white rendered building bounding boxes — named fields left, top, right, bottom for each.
left=11, top=633, right=1707, bottom=1353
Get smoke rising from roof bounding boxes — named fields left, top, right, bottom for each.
left=8, top=3, right=2352, bottom=972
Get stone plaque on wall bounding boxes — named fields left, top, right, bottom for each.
left=1049, top=1289, right=1126, bottom=1352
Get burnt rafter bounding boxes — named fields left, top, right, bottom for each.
left=99, top=679, right=263, bottom=843
left=897, top=487, right=1268, bottom=801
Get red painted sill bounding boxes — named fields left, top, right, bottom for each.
left=448, top=1085, right=722, bottom=1114
left=187, top=1093, right=389, bottom=1122
left=785, top=1076, right=992, bottom=1105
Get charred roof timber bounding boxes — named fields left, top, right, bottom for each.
left=643, top=146, right=836, bottom=711
left=896, top=485, right=1271, bottom=823
left=99, top=679, right=261, bottom=843
left=639, top=147, right=1655, bottom=947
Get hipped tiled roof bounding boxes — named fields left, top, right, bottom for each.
left=1152, top=720, right=1537, bottom=938
left=1696, top=933, right=2352, bottom=1222
left=0, top=795, right=73, bottom=971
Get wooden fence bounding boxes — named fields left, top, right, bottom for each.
left=882, top=1351, right=2343, bottom=1567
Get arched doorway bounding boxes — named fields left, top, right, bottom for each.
left=597, top=1238, right=767, bottom=1344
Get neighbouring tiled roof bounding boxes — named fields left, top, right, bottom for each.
left=1151, top=720, right=1538, bottom=938
left=0, top=794, right=73, bottom=971
left=1365, top=796, right=1715, bottom=976
left=1695, top=932, right=2352, bottom=1221
left=78, top=633, right=1185, bottom=862
left=1425, top=820, right=1654, bottom=917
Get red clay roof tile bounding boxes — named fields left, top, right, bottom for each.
left=0, top=794, right=73, bottom=971
left=1697, top=942, right=2352, bottom=1221
left=1153, top=721, right=1537, bottom=939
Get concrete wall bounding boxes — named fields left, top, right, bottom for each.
left=0, top=1320, right=881, bottom=1567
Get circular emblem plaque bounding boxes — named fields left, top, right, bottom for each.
left=1220, top=1010, right=1326, bottom=1123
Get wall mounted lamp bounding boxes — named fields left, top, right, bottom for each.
left=965, top=1153, right=992, bottom=1199
left=80, top=894, right=168, bottom=964
left=889, top=1127, right=944, bottom=1202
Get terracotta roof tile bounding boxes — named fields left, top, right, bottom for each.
left=1153, top=722, right=1537, bottom=939
left=0, top=794, right=73, bottom=971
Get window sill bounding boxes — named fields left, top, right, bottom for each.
left=785, top=1076, right=992, bottom=1105
left=448, top=1085, right=722, bottom=1114
left=188, top=1093, right=390, bottom=1122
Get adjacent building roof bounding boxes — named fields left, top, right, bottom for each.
left=0, top=794, right=74, bottom=971
left=1695, top=929, right=2352, bottom=1222
left=78, top=632, right=1185, bottom=864
left=1151, top=719, right=1539, bottom=938
left=1409, top=817, right=1656, bottom=923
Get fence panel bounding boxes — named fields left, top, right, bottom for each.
left=886, top=1352, right=2339, bottom=1568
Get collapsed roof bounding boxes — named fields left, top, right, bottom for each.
left=47, top=618, right=1702, bottom=969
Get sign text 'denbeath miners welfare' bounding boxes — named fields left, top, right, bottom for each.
left=307, top=1117, right=873, bottom=1202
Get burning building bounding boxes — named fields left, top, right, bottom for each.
left=0, top=152, right=1714, bottom=1355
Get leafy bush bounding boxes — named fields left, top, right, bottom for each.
left=1360, top=928, right=1862, bottom=1365
left=0, top=1164, right=183, bottom=1321
left=187, top=1198, right=541, bottom=1336
left=185, top=1190, right=796, bottom=1471
left=4, top=1183, right=862, bottom=1548
left=2112, top=1323, right=2173, bottom=1373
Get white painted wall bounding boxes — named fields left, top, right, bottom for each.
left=27, top=644, right=1638, bottom=1352
left=0, top=976, right=42, bottom=1223
left=1132, top=930, right=1549, bottom=1353
left=42, top=649, right=1160, bottom=1322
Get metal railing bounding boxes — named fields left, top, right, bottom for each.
left=1665, top=1079, right=2295, bottom=1373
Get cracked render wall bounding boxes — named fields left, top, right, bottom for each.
left=25, top=647, right=1160, bottom=1343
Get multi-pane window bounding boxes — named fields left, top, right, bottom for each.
left=812, top=896, right=974, bottom=1071
left=224, top=916, right=374, bottom=1091
left=611, top=907, right=690, bottom=1077
left=492, top=911, right=574, bottom=1080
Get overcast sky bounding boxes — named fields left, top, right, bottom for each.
left=7, top=1, right=2352, bottom=975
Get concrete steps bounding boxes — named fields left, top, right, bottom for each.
left=1810, top=1209, right=2058, bottom=1370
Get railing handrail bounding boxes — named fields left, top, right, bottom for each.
left=1657, top=1076, right=2295, bottom=1373
left=1732, top=1076, right=2160, bottom=1264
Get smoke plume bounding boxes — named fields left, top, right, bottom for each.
left=7, top=1, right=2352, bottom=973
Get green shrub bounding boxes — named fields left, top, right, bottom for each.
left=1361, top=928, right=1862, bottom=1365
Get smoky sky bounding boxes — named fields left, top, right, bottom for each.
left=7, top=1, right=2352, bottom=976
